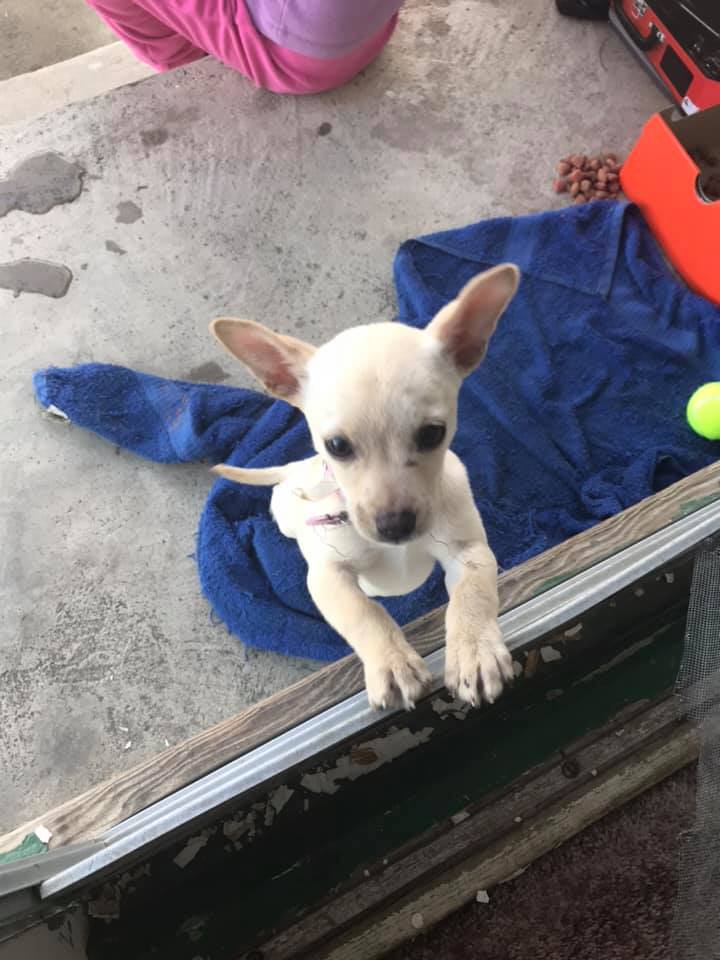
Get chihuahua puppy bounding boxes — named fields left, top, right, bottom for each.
left=210, top=264, right=520, bottom=711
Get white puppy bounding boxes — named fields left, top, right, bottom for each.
left=211, top=264, right=520, bottom=711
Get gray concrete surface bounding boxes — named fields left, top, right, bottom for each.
left=0, top=43, right=154, bottom=127
left=1, top=0, right=114, bottom=81
left=0, top=0, right=668, bottom=835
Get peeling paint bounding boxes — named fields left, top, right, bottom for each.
left=301, top=726, right=434, bottom=795
left=269, top=784, right=294, bottom=815
left=220, top=786, right=297, bottom=850
left=431, top=696, right=469, bottom=721
left=574, top=634, right=657, bottom=686
left=563, top=623, right=583, bottom=638
left=88, top=884, right=120, bottom=920
left=174, top=835, right=209, bottom=869
left=223, top=811, right=256, bottom=845
left=117, top=862, right=151, bottom=891
left=540, top=645, right=562, bottom=663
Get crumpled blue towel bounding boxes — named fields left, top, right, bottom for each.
left=33, top=202, right=720, bottom=661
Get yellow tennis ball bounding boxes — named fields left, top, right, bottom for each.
left=687, top=382, right=720, bottom=441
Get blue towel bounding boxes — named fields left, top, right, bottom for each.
left=33, top=202, right=720, bottom=661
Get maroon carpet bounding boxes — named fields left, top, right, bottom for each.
left=390, top=765, right=696, bottom=960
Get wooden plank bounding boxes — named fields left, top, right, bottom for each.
left=0, top=462, right=717, bottom=854
left=318, top=712, right=698, bottom=960
left=256, top=697, right=694, bottom=959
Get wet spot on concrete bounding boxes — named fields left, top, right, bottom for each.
left=11, top=236, right=23, bottom=245
left=116, top=200, right=142, bottom=224
left=428, top=17, right=450, bottom=35
left=317, top=122, right=332, bottom=136
left=0, top=152, right=85, bottom=218
left=184, top=362, right=230, bottom=384
left=164, top=106, right=200, bottom=124
left=0, top=258, right=73, bottom=298
left=81, top=263, right=88, bottom=271
left=105, top=240, right=127, bottom=256
left=371, top=107, right=457, bottom=153
left=140, top=128, right=169, bottom=150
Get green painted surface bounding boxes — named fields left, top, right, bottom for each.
left=89, top=577, right=690, bottom=960
left=94, top=611, right=685, bottom=959
left=675, top=493, right=720, bottom=520
left=250, top=617, right=685, bottom=939
left=0, top=832, right=47, bottom=865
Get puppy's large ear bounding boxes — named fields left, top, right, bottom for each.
left=210, top=318, right=315, bottom=406
left=426, top=264, right=519, bottom=375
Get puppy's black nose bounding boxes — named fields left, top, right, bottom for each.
left=376, top=510, right=416, bottom=543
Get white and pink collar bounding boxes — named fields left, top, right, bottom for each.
left=294, top=461, right=349, bottom=528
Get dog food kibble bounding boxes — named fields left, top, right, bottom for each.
left=552, top=152, right=625, bottom=204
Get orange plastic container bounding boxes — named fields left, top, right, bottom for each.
left=620, top=104, right=720, bottom=304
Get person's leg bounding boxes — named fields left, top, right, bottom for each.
left=261, top=14, right=399, bottom=95
left=87, top=0, right=399, bottom=94
left=86, top=0, right=292, bottom=85
left=85, top=0, right=206, bottom=71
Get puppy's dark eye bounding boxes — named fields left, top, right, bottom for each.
left=324, top=435, right=354, bottom=460
left=416, top=423, right=446, bottom=451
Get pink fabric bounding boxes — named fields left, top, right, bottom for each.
left=85, top=0, right=397, bottom=94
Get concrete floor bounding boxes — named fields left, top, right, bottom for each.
left=1, top=0, right=114, bottom=80
left=0, top=0, right=668, bottom=836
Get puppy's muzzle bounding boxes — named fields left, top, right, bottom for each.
left=375, top=510, right=417, bottom=544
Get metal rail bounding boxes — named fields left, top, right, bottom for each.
left=36, top=498, right=720, bottom=896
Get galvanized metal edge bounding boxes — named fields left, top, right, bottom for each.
left=40, top=499, right=720, bottom=897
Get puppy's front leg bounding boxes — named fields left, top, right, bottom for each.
left=442, top=541, right=513, bottom=707
left=307, top=564, right=432, bottom=710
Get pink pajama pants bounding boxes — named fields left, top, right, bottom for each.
left=85, top=0, right=398, bottom=94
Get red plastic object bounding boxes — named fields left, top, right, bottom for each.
left=612, top=0, right=720, bottom=112
left=621, top=105, right=720, bottom=305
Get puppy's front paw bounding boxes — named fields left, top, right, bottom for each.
left=364, top=635, right=432, bottom=712
left=445, top=619, right=513, bottom=707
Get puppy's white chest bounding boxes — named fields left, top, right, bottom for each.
left=356, top=541, right=435, bottom=598
left=270, top=465, right=436, bottom=598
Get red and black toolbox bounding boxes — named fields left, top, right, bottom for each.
left=610, top=0, right=720, bottom=113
